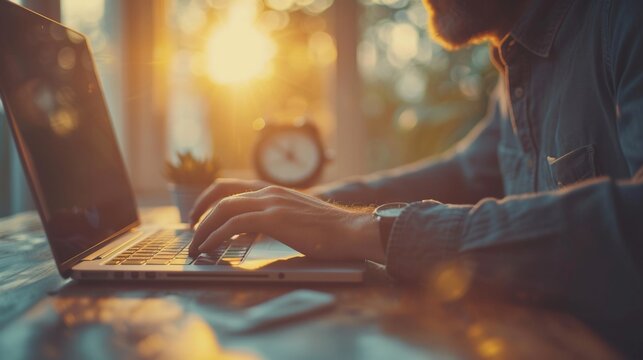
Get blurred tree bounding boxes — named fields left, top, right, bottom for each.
left=359, top=0, right=498, bottom=171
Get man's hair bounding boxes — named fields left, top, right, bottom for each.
left=423, top=0, right=529, bottom=49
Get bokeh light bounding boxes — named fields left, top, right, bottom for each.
left=397, top=108, right=418, bottom=131
left=265, top=0, right=296, bottom=12
left=477, top=338, right=505, bottom=358
left=49, top=108, right=78, bottom=136
left=388, top=23, right=418, bottom=65
left=308, top=31, right=337, bottom=67
left=258, top=10, right=290, bottom=31
left=395, top=67, right=426, bottom=102
left=252, top=117, right=266, bottom=131
left=57, top=47, right=77, bottom=70
left=429, top=260, right=474, bottom=302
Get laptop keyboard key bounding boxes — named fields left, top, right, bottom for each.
left=122, top=260, right=146, bottom=265
left=146, top=260, right=170, bottom=265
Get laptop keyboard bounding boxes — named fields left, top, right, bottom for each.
left=104, top=230, right=252, bottom=266
left=193, top=234, right=255, bottom=266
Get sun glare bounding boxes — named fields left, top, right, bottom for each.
left=205, top=2, right=276, bottom=85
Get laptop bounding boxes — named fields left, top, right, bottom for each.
left=0, top=0, right=365, bottom=283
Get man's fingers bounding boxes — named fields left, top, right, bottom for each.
left=189, top=182, right=224, bottom=227
left=197, top=213, right=265, bottom=254
left=189, top=195, right=267, bottom=257
left=188, top=180, right=271, bottom=227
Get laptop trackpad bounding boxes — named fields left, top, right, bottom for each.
left=240, top=235, right=359, bottom=271
left=244, top=235, right=304, bottom=261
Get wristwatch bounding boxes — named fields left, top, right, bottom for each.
left=373, top=202, right=408, bottom=251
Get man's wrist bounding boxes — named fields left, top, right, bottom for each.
left=373, top=202, right=408, bottom=253
left=347, top=212, right=386, bottom=264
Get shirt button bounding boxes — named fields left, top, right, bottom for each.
left=514, top=87, right=524, bottom=99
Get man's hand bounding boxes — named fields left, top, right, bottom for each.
left=189, top=178, right=272, bottom=227
left=188, top=184, right=385, bottom=263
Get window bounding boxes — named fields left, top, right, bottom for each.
left=166, top=0, right=338, bottom=179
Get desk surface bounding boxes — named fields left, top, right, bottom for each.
left=0, top=207, right=620, bottom=360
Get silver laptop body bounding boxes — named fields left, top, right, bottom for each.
left=0, top=0, right=364, bottom=283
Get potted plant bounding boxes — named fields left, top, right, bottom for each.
left=164, top=151, right=220, bottom=223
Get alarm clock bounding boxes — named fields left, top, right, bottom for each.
left=253, top=119, right=326, bottom=188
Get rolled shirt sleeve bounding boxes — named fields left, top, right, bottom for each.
left=386, top=174, right=643, bottom=323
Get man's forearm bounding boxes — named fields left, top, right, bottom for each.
left=312, top=152, right=476, bottom=205
left=312, top=84, right=506, bottom=207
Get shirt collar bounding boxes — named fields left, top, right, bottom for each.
left=509, top=0, right=576, bottom=58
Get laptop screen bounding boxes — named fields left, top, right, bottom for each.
left=0, top=1, right=138, bottom=268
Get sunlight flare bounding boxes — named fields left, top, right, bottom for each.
left=205, top=1, right=276, bottom=85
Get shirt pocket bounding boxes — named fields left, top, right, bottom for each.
left=547, top=144, right=597, bottom=188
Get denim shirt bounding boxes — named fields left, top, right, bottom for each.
left=317, top=0, right=643, bottom=339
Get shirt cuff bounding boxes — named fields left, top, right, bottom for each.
left=385, top=200, right=471, bottom=282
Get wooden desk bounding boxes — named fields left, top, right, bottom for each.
left=0, top=208, right=620, bottom=360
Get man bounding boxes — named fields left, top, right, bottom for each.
left=189, top=0, right=643, bottom=349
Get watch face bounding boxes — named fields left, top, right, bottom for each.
left=375, top=202, right=408, bottom=218
left=257, top=129, right=322, bottom=186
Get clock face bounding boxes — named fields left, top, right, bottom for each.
left=258, top=129, right=322, bottom=186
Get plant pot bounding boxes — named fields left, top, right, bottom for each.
left=168, top=183, right=207, bottom=223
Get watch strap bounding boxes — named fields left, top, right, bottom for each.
left=378, top=216, right=395, bottom=252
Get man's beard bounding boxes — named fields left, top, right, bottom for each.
left=423, top=0, right=522, bottom=49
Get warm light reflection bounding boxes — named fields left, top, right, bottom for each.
left=51, top=297, right=258, bottom=360
left=429, top=260, right=473, bottom=302
left=477, top=338, right=505, bottom=358
left=467, top=323, right=506, bottom=359
left=235, top=254, right=304, bottom=270
left=49, top=107, right=78, bottom=136
left=205, top=1, right=276, bottom=85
